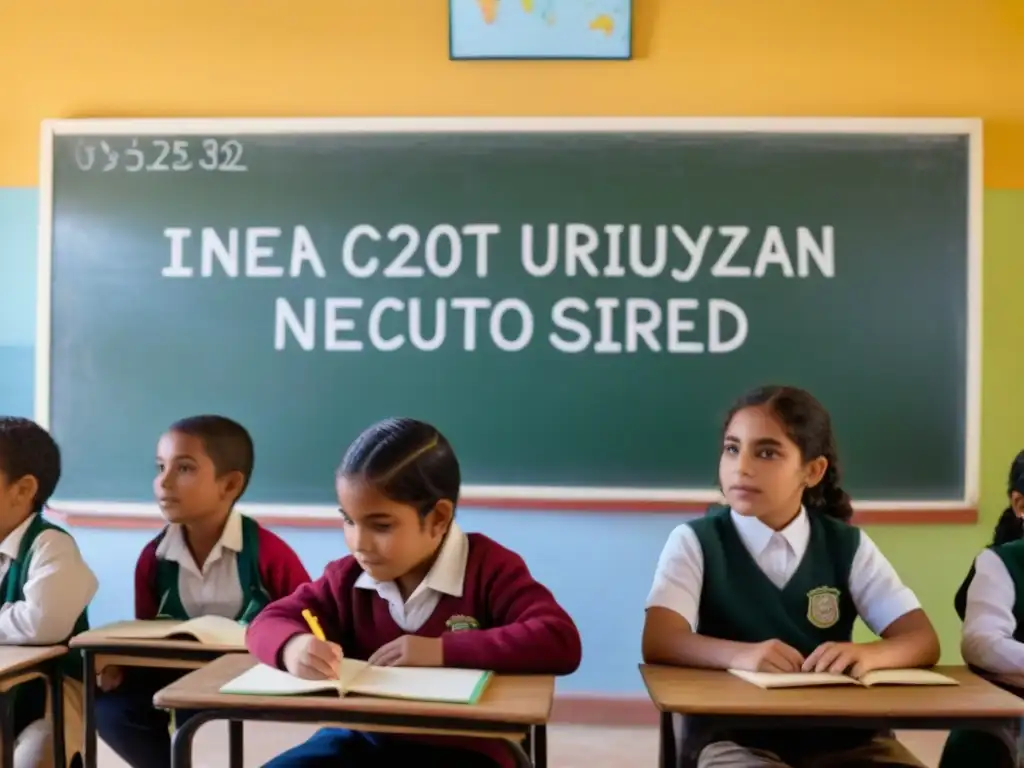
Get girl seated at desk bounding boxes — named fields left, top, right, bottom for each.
left=245, top=417, right=582, bottom=767
left=642, top=385, right=941, bottom=767
left=939, top=450, right=1024, bottom=768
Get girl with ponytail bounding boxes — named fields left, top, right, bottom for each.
left=722, top=385, right=855, bottom=523
left=940, top=451, right=1024, bottom=768
left=643, top=385, right=940, bottom=768
left=952, top=452, right=1024, bottom=621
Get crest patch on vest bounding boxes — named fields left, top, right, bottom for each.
left=806, top=586, right=841, bottom=628
left=445, top=614, right=480, bottom=632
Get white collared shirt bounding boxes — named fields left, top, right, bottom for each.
left=354, top=523, right=469, bottom=633
left=0, top=514, right=98, bottom=644
left=961, top=548, right=1024, bottom=676
left=646, top=508, right=920, bottom=635
left=156, top=509, right=245, bottom=619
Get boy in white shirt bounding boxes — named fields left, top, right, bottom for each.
left=0, top=417, right=98, bottom=767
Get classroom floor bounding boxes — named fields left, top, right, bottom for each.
left=95, top=725, right=948, bottom=767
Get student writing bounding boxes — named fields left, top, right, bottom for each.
left=938, top=451, right=1024, bottom=768
left=0, top=417, right=97, bottom=768
left=94, top=415, right=310, bottom=768
left=245, top=417, right=582, bottom=767
left=642, top=386, right=940, bottom=768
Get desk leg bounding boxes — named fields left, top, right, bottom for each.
left=659, top=711, right=677, bottom=768
left=1009, top=717, right=1022, bottom=768
left=502, top=737, right=534, bottom=768
left=0, top=692, right=13, bottom=768
left=82, top=652, right=96, bottom=768
left=228, top=720, right=243, bottom=768
left=170, top=710, right=215, bottom=768
left=49, top=660, right=65, bottom=768
left=532, top=724, right=547, bottom=768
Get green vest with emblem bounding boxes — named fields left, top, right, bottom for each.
left=690, top=506, right=860, bottom=656
left=153, top=514, right=270, bottom=625
left=0, top=515, right=90, bottom=724
left=686, top=507, right=872, bottom=758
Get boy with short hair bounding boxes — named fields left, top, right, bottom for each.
left=0, top=416, right=97, bottom=768
left=95, top=415, right=310, bottom=768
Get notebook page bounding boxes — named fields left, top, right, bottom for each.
left=175, top=616, right=247, bottom=646
left=728, top=669, right=856, bottom=688
left=219, top=663, right=342, bottom=696
left=337, top=658, right=371, bottom=690
left=95, top=620, right=186, bottom=640
left=859, top=668, right=959, bottom=686
left=347, top=666, right=490, bottom=703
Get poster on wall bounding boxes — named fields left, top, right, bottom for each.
left=449, top=0, right=632, bottom=60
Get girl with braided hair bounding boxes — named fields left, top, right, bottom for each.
left=643, top=385, right=940, bottom=767
left=246, top=417, right=581, bottom=767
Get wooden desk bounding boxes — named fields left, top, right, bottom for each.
left=70, top=629, right=246, bottom=768
left=0, top=646, right=67, bottom=768
left=640, top=664, right=1024, bottom=768
left=153, top=654, right=555, bottom=768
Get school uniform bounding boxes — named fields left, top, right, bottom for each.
left=95, top=511, right=309, bottom=768
left=246, top=522, right=583, bottom=768
left=647, top=506, right=924, bottom=768
left=0, top=513, right=97, bottom=768
left=938, top=541, right=1024, bottom=768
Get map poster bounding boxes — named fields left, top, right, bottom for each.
left=449, top=0, right=632, bottom=60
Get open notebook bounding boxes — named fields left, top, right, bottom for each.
left=88, top=616, right=246, bottom=648
left=220, top=658, right=493, bottom=705
left=729, top=668, right=960, bottom=689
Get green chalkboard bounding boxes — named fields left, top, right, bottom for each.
left=39, top=118, right=979, bottom=508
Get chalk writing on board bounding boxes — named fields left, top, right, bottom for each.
left=71, top=138, right=247, bottom=173
left=160, top=223, right=835, bottom=355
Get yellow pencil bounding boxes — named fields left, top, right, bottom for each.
left=302, top=608, right=326, bottom=641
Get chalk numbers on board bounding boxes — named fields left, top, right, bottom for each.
left=71, top=138, right=247, bottom=173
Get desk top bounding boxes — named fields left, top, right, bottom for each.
left=154, top=654, right=556, bottom=725
left=0, top=646, right=66, bottom=676
left=639, top=665, right=1024, bottom=719
left=71, top=627, right=242, bottom=655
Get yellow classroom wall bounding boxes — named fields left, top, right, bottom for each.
left=2, top=0, right=1023, bottom=187
left=2, top=0, right=1023, bottom=661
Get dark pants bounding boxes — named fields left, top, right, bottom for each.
left=263, top=728, right=499, bottom=767
left=12, top=678, right=48, bottom=738
left=938, top=729, right=1016, bottom=768
left=94, top=668, right=198, bottom=768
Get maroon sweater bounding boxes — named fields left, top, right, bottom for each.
left=135, top=523, right=310, bottom=619
left=246, top=532, right=582, bottom=766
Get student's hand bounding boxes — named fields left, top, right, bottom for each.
left=732, top=639, right=805, bottom=673
left=282, top=633, right=343, bottom=680
left=802, top=641, right=881, bottom=677
left=368, top=635, right=444, bottom=668
left=97, top=665, right=124, bottom=692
